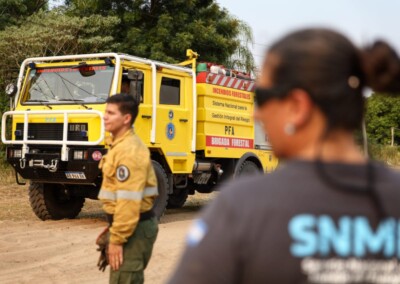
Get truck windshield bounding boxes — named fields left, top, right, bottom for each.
left=23, top=65, right=114, bottom=104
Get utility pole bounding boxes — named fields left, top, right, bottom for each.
left=391, top=127, right=395, bottom=146
left=362, top=118, right=368, bottom=158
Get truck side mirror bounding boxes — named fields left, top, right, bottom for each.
left=70, top=62, right=95, bottom=77
left=78, top=63, right=96, bottom=77
left=5, top=83, right=18, bottom=97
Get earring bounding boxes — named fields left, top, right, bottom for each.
left=284, top=123, right=296, bottom=135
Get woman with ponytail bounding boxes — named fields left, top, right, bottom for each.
left=169, top=29, right=400, bottom=284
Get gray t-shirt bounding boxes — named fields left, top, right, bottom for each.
left=169, top=159, right=400, bottom=284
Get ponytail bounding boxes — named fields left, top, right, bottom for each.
left=362, top=41, right=400, bottom=93
left=267, top=29, right=400, bottom=131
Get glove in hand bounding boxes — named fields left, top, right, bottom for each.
left=96, top=227, right=110, bottom=272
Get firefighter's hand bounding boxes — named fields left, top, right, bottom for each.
left=108, top=243, right=123, bottom=271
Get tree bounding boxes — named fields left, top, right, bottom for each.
left=365, top=94, right=400, bottom=144
left=65, top=0, right=254, bottom=70
left=0, top=0, right=48, bottom=30
left=224, top=19, right=255, bottom=73
left=0, top=9, right=120, bottom=68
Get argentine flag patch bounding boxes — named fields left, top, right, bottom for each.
left=186, top=219, right=208, bottom=247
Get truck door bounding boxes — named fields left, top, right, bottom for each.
left=155, top=75, right=192, bottom=172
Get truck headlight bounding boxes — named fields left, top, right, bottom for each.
left=68, top=123, right=87, bottom=132
left=8, top=149, right=22, bottom=158
left=73, top=150, right=88, bottom=160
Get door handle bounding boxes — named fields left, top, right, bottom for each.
left=179, top=119, right=188, bottom=122
left=141, top=115, right=152, bottom=119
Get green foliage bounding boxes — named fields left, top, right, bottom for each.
left=65, top=0, right=254, bottom=71
left=224, top=20, right=255, bottom=73
left=0, top=0, right=48, bottom=29
left=365, top=94, right=400, bottom=145
left=0, top=9, right=120, bottom=68
left=0, top=70, right=14, bottom=164
left=1, top=0, right=254, bottom=71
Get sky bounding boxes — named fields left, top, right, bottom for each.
left=217, top=0, right=399, bottom=68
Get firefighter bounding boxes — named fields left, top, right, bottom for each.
left=98, top=93, right=158, bottom=283
left=168, top=28, right=400, bottom=283
left=121, top=76, right=130, bottom=94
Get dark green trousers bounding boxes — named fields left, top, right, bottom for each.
left=110, top=217, right=158, bottom=284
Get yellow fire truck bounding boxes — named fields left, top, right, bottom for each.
left=2, top=50, right=277, bottom=220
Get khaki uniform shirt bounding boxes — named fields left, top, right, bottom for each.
left=98, top=129, right=157, bottom=244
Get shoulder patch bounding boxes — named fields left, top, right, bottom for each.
left=186, top=219, right=208, bottom=247
left=116, top=165, right=130, bottom=182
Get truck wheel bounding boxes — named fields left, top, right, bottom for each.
left=167, top=188, right=188, bottom=208
left=235, top=160, right=262, bottom=178
left=152, top=161, right=169, bottom=219
left=29, top=182, right=85, bottom=220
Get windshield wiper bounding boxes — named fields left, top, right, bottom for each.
left=58, top=99, right=84, bottom=102
left=26, top=99, right=52, bottom=109
left=58, top=98, right=91, bottom=109
left=27, top=99, right=49, bottom=102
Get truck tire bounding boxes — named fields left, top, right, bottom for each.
left=167, top=188, right=189, bottom=208
left=152, top=161, right=169, bottom=219
left=29, top=182, right=85, bottom=220
left=235, top=160, right=262, bottom=178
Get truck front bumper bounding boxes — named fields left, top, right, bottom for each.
left=6, top=147, right=106, bottom=185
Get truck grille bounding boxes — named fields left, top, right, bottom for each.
left=15, top=123, right=88, bottom=141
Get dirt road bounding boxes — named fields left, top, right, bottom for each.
left=0, top=184, right=215, bottom=284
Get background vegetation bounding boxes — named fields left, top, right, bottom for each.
left=365, top=94, right=400, bottom=145
left=0, top=0, right=400, bottom=169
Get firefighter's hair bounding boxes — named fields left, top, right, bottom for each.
left=106, top=93, right=139, bottom=125
left=267, top=28, right=400, bottom=132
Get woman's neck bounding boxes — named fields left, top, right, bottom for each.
left=294, top=130, right=366, bottom=164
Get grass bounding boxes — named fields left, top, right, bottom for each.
left=369, top=144, right=400, bottom=167
left=0, top=162, right=14, bottom=184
